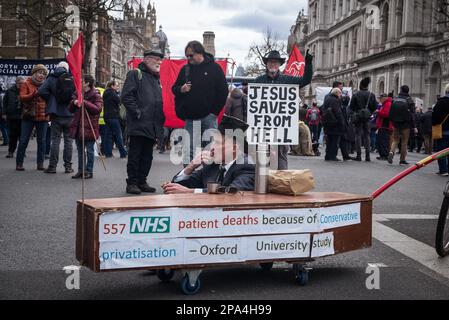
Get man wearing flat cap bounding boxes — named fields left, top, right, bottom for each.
left=254, top=49, right=314, bottom=170
left=163, top=114, right=255, bottom=194
left=121, top=50, right=166, bottom=194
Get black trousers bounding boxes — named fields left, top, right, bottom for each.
left=7, top=118, right=21, bottom=154
left=339, top=135, right=350, bottom=159
left=127, top=136, right=155, bottom=185
left=325, top=134, right=341, bottom=160
left=377, top=128, right=391, bottom=158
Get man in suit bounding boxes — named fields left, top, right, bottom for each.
left=163, top=115, right=255, bottom=194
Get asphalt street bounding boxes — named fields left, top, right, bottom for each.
left=1, top=140, right=448, bottom=300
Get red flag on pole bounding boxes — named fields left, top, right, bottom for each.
left=283, top=44, right=305, bottom=77
left=66, top=32, right=85, bottom=104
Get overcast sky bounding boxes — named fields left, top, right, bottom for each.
left=144, top=0, right=308, bottom=69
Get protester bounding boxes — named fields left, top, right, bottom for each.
left=410, top=107, right=423, bottom=153
left=224, top=87, right=247, bottom=121
left=69, top=75, right=103, bottom=179
left=103, top=80, right=127, bottom=158
left=432, top=84, right=449, bottom=176
left=16, top=65, right=49, bottom=171
left=121, top=50, right=165, bottom=194
left=2, top=77, right=25, bottom=158
left=163, top=115, right=255, bottom=194
left=172, top=41, right=228, bottom=164
left=388, top=85, right=417, bottom=165
left=420, top=106, right=433, bottom=154
left=339, top=89, right=353, bottom=161
left=348, top=77, right=377, bottom=162
left=38, top=61, right=75, bottom=174
left=254, top=49, right=313, bottom=169
left=322, top=88, right=345, bottom=161
left=375, top=93, right=393, bottom=160
left=306, top=102, right=321, bottom=142
left=0, top=91, right=8, bottom=146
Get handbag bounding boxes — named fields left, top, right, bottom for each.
left=22, top=101, right=37, bottom=119
left=433, top=113, right=449, bottom=140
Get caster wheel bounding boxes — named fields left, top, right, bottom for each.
left=259, top=262, right=274, bottom=271
left=295, top=271, right=309, bottom=286
left=156, top=269, right=175, bottom=282
left=180, top=275, right=201, bottom=295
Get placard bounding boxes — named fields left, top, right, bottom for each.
left=311, top=232, right=335, bottom=258
left=247, top=84, right=300, bottom=145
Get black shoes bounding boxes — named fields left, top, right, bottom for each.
left=138, top=183, right=157, bottom=193
left=5, top=153, right=13, bottom=158
left=325, top=158, right=342, bottom=162
left=72, top=172, right=93, bottom=179
left=65, top=167, right=74, bottom=174
left=387, top=152, right=394, bottom=164
left=400, top=161, right=410, bottom=165
left=44, top=167, right=57, bottom=174
left=376, top=156, right=388, bottom=161
left=126, top=184, right=142, bottom=195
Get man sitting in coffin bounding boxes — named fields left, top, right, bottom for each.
left=162, top=115, right=255, bottom=194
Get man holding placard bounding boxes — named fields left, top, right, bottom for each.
left=250, top=50, right=313, bottom=169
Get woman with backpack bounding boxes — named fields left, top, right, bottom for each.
left=16, top=64, right=49, bottom=171
left=69, top=75, right=103, bottom=179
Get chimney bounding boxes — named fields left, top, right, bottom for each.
left=202, top=31, right=216, bottom=57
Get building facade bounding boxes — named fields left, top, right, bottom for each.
left=291, top=0, right=449, bottom=107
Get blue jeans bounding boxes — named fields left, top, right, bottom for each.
left=75, top=139, right=95, bottom=174
left=104, top=119, right=127, bottom=157
left=184, top=114, right=217, bottom=164
left=16, top=120, right=48, bottom=166
left=436, top=136, right=449, bottom=174
left=0, top=118, right=9, bottom=145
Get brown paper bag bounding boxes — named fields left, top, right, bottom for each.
left=268, top=170, right=315, bottom=195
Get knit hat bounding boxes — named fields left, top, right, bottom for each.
left=31, top=64, right=48, bottom=76
left=57, top=61, right=69, bottom=71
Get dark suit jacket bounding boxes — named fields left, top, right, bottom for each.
left=172, top=156, right=255, bottom=192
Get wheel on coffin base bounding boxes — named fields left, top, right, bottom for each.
left=180, top=274, right=201, bottom=295
left=295, top=270, right=309, bottom=286
left=156, top=269, right=175, bottom=282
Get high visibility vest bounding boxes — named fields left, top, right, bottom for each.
left=96, top=87, right=105, bottom=125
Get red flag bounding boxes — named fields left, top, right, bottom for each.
left=127, top=57, right=141, bottom=70
left=66, top=32, right=85, bottom=104
left=283, top=44, right=305, bottom=77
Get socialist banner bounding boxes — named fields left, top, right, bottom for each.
left=127, top=58, right=228, bottom=128
left=0, top=58, right=64, bottom=92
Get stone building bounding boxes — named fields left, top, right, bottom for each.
left=290, top=0, right=449, bottom=107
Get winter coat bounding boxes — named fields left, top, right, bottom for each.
left=348, top=89, right=378, bottom=126
left=2, top=85, right=22, bottom=120
left=19, top=77, right=48, bottom=122
left=224, top=88, right=247, bottom=121
left=103, top=88, right=121, bottom=120
left=390, top=93, right=416, bottom=129
left=121, top=62, right=165, bottom=140
left=322, top=93, right=346, bottom=136
left=69, top=88, right=103, bottom=141
left=376, top=97, right=393, bottom=130
left=420, top=110, right=432, bottom=135
left=38, top=67, right=73, bottom=118
left=432, top=96, right=449, bottom=134
left=172, top=53, right=228, bottom=120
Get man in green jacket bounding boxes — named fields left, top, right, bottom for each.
left=254, top=50, right=313, bottom=169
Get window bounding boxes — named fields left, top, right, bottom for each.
left=44, top=31, right=52, bottom=46
left=16, top=29, right=26, bottom=46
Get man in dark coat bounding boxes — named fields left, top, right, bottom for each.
left=388, top=85, right=417, bottom=165
left=121, top=50, right=166, bottom=194
left=163, top=115, right=255, bottom=194
left=253, top=49, right=313, bottom=170
left=420, top=107, right=433, bottom=154
left=322, top=88, right=346, bottom=161
left=172, top=41, right=228, bottom=164
left=2, top=76, right=25, bottom=158
left=348, top=77, right=378, bottom=161
left=38, top=61, right=75, bottom=174
left=432, top=84, right=449, bottom=175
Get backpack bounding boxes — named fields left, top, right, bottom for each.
left=55, top=73, right=75, bottom=105
left=389, top=97, right=411, bottom=123
left=309, top=108, right=318, bottom=122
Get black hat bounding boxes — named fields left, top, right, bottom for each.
left=143, top=50, right=164, bottom=59
left=262, top=50, right=286, bottom=65
left=218, top=115, right=249, bottom=135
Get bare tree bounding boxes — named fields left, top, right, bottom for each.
left=245, top=28, right=288, bottom=77
left=4, top=0, right=71, bottom=59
